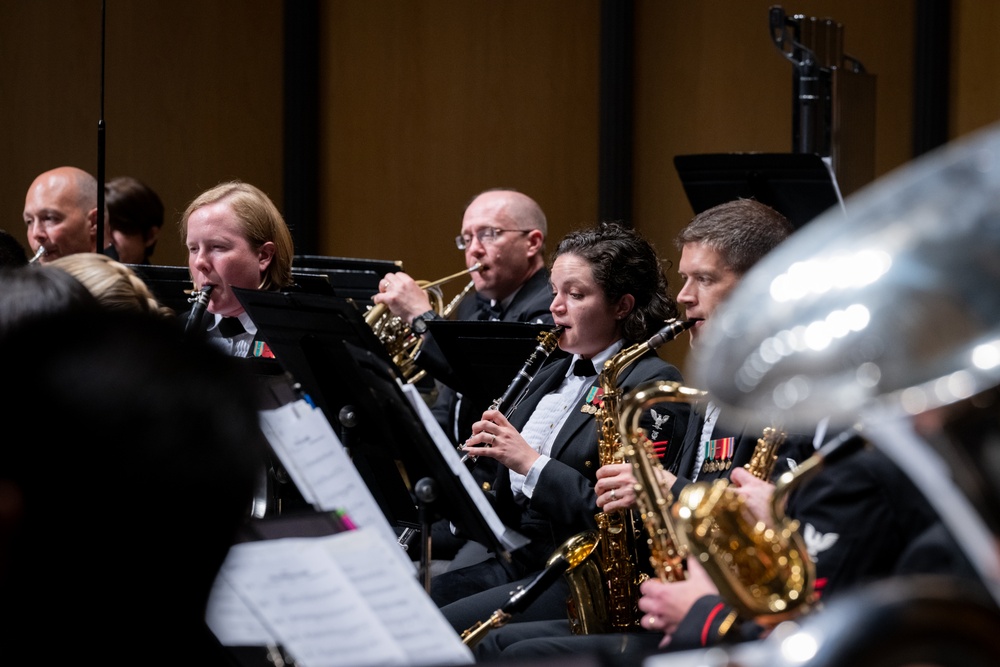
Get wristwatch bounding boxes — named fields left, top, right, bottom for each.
left=410, top=310, right=439, bottom=335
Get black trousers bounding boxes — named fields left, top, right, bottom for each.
left=432, top=557, right=574, bottom=634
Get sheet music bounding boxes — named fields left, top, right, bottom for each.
left=258, top=399, right=414, bottom=572
left=400, top=383, right=529, bottom=552
left=205, top=573, right=278, bottom=646
left=208, top=529, right=473, bottom=667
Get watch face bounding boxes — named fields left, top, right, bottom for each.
left=411, top=317, right=427, bottom=335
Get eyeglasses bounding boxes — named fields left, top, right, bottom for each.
left=455, top=228, right=530, bottom=250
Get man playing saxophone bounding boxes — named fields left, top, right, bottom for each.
left=431, top=222, right=690, bottom=635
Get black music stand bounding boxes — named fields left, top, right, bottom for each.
left=293, top=254, right=402, bottom=308
left=422, top=320, right=558, bottom=403
left=127, top=264, right=193, bottom=313
left=233, top=287, right=416, bottom=530
left=336, top=339, right=527, bottom=582
left=234, top=287, right=526, bottom=579
left=674, top=152, right=846, bottom=230
left=288, top=268, right=336, bottom=295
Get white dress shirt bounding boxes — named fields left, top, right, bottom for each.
left=511, top=340, right=624, bottom=502
left=206, top=312, right=257, bottom=358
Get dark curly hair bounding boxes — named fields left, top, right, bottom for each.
left=551, top=221, right=678, bottom=344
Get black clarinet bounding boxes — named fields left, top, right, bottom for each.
left=460, top=324, right=564, bottom=465
left=184, top=285, right=214, bottom=334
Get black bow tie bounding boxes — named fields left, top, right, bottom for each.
left=478, top=298, right=503, bottom=321
left=218, top=316, right=246, bottom=337
left=572, top=358, right=597, bottom=377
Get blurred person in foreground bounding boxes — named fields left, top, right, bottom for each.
left=49, top=251, right=174, bottom=317
left=0, top=302, right=266, bottom=663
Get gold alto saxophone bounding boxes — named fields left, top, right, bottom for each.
left=670, top=425, right=838, bottom=625
left=563, top=318, right=699, bottom=634
left=618, top=380, right=707, bottom=584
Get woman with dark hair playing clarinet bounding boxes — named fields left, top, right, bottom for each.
left=431, top=221, right=692, bottom=635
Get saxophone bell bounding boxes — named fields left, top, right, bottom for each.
left=669, top=428, right=867, bottom=625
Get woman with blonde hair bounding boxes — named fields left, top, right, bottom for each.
left=48, top=252, right=173, bottom=317
left=180, top=180, right=295, bottom=357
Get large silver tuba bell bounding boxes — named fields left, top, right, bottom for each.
left=677, top=118, right=1000, bottom=665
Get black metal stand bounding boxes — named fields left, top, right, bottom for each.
left=414, top=477, right=438, bottom=593
left=337, top=404, right=357, bottom=456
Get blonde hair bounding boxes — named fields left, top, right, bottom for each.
left=48, top=253, right=173, bottom=317
left=179, top=181, right=294, bottom=290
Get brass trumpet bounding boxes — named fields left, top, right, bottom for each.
left=365, top=263, right=481, bottom=383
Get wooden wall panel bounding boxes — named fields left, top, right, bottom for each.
left=632, top=0, right=916, bottom=372
left=317, top=0, right=602, bottom=289
left=953, top=1, right=1000, bottom=137
left=0, top=0, right=283, bottom=269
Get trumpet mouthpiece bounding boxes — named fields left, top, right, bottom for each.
left=28, top=246, right=46, bottom=263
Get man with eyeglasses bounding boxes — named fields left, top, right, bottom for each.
left=372, top=188, right=555, bottom=561
left=374, top=188, right=552, bottom=330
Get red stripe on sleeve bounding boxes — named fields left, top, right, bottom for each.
left=701, top=602, right=726, bottom=646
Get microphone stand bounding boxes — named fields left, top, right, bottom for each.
left=96, top=0, right=107, bottom=254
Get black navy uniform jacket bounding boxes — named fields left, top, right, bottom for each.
left=484, top=350, right=690, bottom=571
left=668, top=403, right=816, bottom=499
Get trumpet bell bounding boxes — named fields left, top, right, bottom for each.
left=365, top=263, right=481, bottom=384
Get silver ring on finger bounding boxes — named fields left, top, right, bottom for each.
left=490, top=433, right=496, bottom=446
left=610, top=488, right=617, bottom=501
